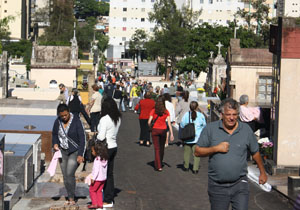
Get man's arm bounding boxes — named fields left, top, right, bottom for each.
left=252, top=151, right=268, bottom=184
left=194, top=142, right=230, bottom=157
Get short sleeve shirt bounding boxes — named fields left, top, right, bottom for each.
left=90, top=92, right=102, bottom=113
left=197, top=120, right=259, bottom=183
left=150, top=109, right=170, bottom=129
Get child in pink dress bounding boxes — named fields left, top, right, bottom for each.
left=87, top=141, right=108, bottom=209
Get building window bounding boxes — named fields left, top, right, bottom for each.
left=83, top=75, right=88, bottom=83
left=200, top=0, right=204, bottom=3
left=122, top=37, right=126, bottom=41
left=199, top=19, right=203, bottom=23
left=141, top=8, right=145, bottom=12
left=123, top=27, right=127, bottom=31
left=123, top=17, right=127, bottom=22
left=123, top=7, right=127, bottom=12
left=151, top=0, right=155, bottom=2
left=141, top=18, right=145, bottom=22
left=209, top=0, right=213, bottom=4
left=257, top=76, right=272, bottom=102
left=142, top=0, right=145, bottom=2
left=150, top=28, right=154, bottom=32
left=4, top=10, right=7, bottom=13
left=4, top=0, right=7, bottom=3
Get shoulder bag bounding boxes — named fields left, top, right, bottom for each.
left=179, top=112, right=195, bottom=141
left=149, top=115, right=159, bottom=132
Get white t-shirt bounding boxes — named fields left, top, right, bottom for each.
left=90, top=92, right=102, bottom=113
left=165, top=101, right=175, bottom=122
left=97, top=115, right=121, bottom=149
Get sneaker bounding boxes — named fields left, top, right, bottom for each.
left=103, top=202, right=114, bottom=208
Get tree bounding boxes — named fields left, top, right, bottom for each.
left=176, top=22, right=266, bottom=75
left=76, top=17, right=97, bottom=51
left=236, top=0, right=270, bottom=35
left=0, top=16, right=15, bottom=40
left=95, top=32, right=109, bottom=72
left=3, top=40, right=32, bottom=74
left=148, top=0, right=196, bottom=80
left=129, top=29, right=148, bottom=61
left=74, top=0, right=109, bottom=19
left=39, top=0, right=75, bottom=45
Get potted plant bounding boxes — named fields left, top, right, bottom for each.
left=197, top=88, right=206, bottom=98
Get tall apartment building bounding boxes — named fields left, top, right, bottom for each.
left=0, top=0, right=35, bottom=40
left=186, top=0, right=246, bottom=26
left=107, top=0, right=156, bottom=61
left=277, top=0, right=299, bottom=17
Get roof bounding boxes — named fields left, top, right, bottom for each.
left=230, top=48, right=273, bottom=66
left=0, top=115, right=56, bottom=131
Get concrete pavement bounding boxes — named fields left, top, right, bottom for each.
left=12, top=111, right=294, bottom=210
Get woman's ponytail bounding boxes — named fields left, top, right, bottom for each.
left=189, top=101, right=199, bottom=121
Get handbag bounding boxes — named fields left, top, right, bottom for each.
left=149, top=115, right=159, bottom=132
left=179, top=112, right=195, bottom=141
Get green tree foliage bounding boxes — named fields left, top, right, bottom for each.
left=39, top=0, right=75, bottom=45
left=176, top=22, right=266, bottom=75
left=236, top=0, right=270, bottom=45
left=75, top=0, right=109, bottom=19
left=3, top=40, right=32, bottom=66
left=129, top=29, right=148, bottom=61
left=95, top=32, right=109, bottom=72
left=148, top=0, right=198, bottom=80
left=76, top=17, right=97, bottom=51
left=0, top=16, right=15, bottom=40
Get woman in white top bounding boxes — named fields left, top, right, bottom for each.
left=163, top=93, right=175, bottom=147
left=96, top=97, right=121, bottom=208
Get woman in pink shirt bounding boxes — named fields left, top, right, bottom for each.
left=87, top=141, right=108, bottom=210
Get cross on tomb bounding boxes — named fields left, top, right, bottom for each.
left=210, top=51, right=214, bottom=58
left=216, top=42, right=223, bottom=55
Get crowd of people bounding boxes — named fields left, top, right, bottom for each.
left=53, top=71, right=269, bottom=210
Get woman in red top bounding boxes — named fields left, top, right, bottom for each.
left=148, top=95, right=174, bottom=171
left=135, top=92, right=155, bottom=146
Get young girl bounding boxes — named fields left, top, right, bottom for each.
left=87, top=141, right=108, bottom=209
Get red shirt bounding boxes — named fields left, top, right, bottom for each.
left=149, top=109, right=170, bottom=129
left=135, top=99, right=155, bottom=119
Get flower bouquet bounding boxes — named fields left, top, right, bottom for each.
left=197, top=88, right=205, bottom=93
left=258, top=137, right=273, bottom=159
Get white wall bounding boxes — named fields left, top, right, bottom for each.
left=0, top=0, right=22, bottom=39
left=277, top=58, right=300, bottom=166
left=31, top=68, right=76, bottom=89
left=231, top=65, right=272, bottom=102
left=284, top=0, right=300, bottom=17
left=10, top=87, right=59, bottom=101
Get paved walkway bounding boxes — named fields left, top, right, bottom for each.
left=13, top=112, right=294, bottom=210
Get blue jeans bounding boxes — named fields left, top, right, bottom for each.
left=208, top=177, right=249, bottom=210
left=121, top=99, right=126, bottom=111
left=60, top=149, right=79, bottom=200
